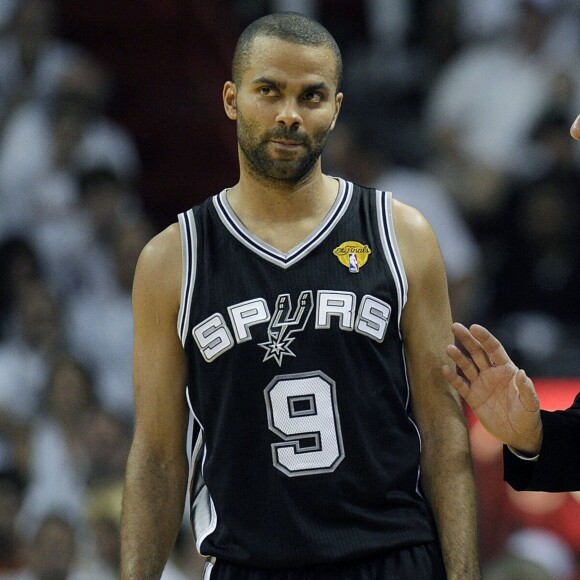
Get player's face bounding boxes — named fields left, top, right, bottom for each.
left=225, top=37, right=343, bottom=184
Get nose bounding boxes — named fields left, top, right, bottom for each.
left=275, top=98, right=302, bottom=127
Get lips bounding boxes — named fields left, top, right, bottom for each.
left=271, top=140, right=304, bottom=146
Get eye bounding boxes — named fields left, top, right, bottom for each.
left=259, top=86, right=274, bottom=96
left=303, top=91, right=323, bottom=104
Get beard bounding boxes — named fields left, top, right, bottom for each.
left=236, top=109, right=332, bottom=184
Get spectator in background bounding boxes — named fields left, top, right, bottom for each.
left=0, top=0, right=87, bottom=128
left=83, top=408, right=132, bottom=525
left=18, top=356, right=99, bottom=538
left=64, top=216, right=154, bottom=417
left=455, top=0, right=520, bottom=42
left=0, top=281, right=62, bottom=471
left=38, top=166, right=142, bottom=300
left=471, top=107, right=580, bottom=375
left=77, top=167, right=140, bottom=244
left=88, top=516, right=120, bottom=579
left=0, top=236, right=42, bottom=340
left=483, top=168, right=580, bottom=375
left=531, top=103, right=580, bottom=175
left=0, top=1, right=18, bottom=34
left=88, top=516, right=202, bottom=580
left=74, top=167, right=141, bottom=294
left=424, top=0, right=579, bottom=227
left=0, top=55, right=139, bottom=240
left=81, top=411, right=140, bottom=579
left=0, top=468, right=27, bottom=575
left=0, top=512, right=114, bottom=580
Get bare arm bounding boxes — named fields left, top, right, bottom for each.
left=121, top=224, right=190, bottom=580
left=395, top=201, right=480, bottom=579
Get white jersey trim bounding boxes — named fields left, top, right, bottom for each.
left=179, top=212, right=219, bottom=549
left=187, top=391, right=217, bottom=555
left=375, top=189, right=424, bottom=497
left=213, top=178, right=352, bottom=269
left=375, top=190, right=408, bottom=328
left=178, top=209, right=197, bottom=346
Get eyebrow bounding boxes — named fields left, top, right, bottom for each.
left=251, top=77, right=332, bottom=93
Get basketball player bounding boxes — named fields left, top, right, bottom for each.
left=120, top=13, right=480, bottom=580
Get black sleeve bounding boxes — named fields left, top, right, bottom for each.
left=503, top=393, right=580, bottom=492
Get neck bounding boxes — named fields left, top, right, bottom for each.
left=228, top=156, right=337, bottom=223
left=226, top=157, right=340, bottom=253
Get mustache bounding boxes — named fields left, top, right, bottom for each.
left=267, top=127, right=307, bottom=144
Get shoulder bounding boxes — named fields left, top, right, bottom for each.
left=139, top=222, right=181, bottom=265
left=392, top=197, right=429, bottom=226
left=392, top=199, right=438, bottom=254
left=137, top=222, right=181, bottom=274
left=134, top=223, right=182, bottom=311
left=391, top=198, right=446, bottom=289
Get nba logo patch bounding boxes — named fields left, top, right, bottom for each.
left=333, top=241, right=371, bottom=273
left=349, top=253, right=359, bottom=273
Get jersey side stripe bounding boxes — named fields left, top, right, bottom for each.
left=376, top=190, right=424, bottom=496
left=383, top=190, right=409, bottom=304
left=376, top=189, right=414, bottom=406
left=375, top=190, right=407, bottom=331
left=186, top=389, right=218, bottom=555
left=178, top=209, right=197, bottom=345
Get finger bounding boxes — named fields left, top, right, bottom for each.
left=469, top=324, right=513, bottom=367
left=451, top=322, right=493, bottom=370
left=515, top=370, right=540, bottom=413
left=442, top=364, right=471, bottom=401
left=570, top=113, right=580, bottom=140
left=445, top=344, right=481, bottom=383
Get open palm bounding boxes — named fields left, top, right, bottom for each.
left=442, top=323, right=542, bottom=453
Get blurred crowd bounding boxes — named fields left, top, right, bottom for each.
left=0, top=0, right=579, bottom=579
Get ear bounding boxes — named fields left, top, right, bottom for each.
left=329, top=92, right=343, bottom=131
left=223, top=81, right=237, bottom=120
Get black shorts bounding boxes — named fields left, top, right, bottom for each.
left=202, top=543, right=447, bottom=580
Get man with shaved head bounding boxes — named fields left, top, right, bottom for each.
left=121, top=12, right=480, bottom=579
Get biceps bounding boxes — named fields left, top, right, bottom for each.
left=403, top=285, right=459, bottom=428
left=132, top=296, right=188, bottom=450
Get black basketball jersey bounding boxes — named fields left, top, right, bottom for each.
left=177, top=178, right=438, bottom=568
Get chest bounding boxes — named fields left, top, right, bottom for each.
left=183, top=186, right=406, bottom=368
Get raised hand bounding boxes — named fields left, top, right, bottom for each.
left=442, top=323, right=543, bottom=455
